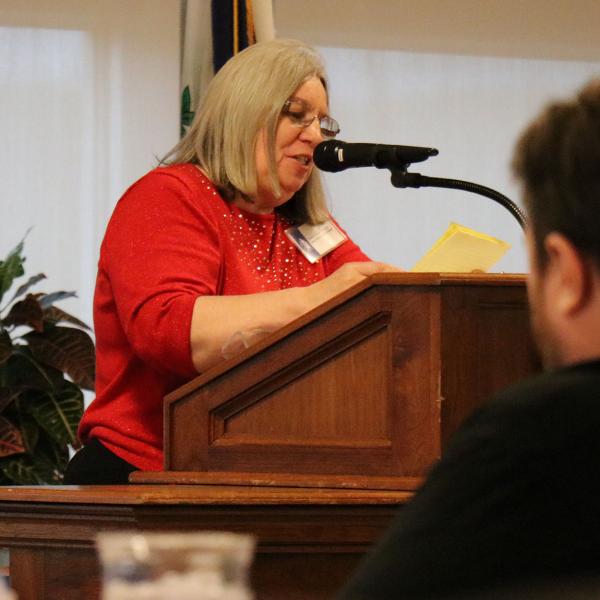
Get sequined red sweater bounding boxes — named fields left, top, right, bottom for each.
left=78, top=163, right=370, bottom=471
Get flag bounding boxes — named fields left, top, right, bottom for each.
left=180, top=0, right=274, bottom=137
left=211, top=0, right=255, bottom=74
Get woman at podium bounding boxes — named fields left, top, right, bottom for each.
left=64, top=39, right=395, bottom=484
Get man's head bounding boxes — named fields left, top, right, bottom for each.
left=513, top=80, right=600, bottom=369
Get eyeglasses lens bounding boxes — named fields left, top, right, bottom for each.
left=283, top=100, right=339, bottom=138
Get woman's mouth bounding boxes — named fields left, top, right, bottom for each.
left=292, top=154, right=311, bottom=166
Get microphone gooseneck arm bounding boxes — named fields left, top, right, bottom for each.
left=313, top=140, right=526, bottom=231
left=389, top=170, right=527, bottom=231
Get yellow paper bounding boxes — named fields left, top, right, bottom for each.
left=411, top=222, right=511, bottom=273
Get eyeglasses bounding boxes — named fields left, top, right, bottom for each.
left=282, top=99, right=340, bottom=139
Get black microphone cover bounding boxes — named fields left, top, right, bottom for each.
left=314, top=140, right=438, bottom=172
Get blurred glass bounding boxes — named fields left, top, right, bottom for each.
left=0, top=577, right=16, bottom=600
left=96, top=531, right=255, bottom=600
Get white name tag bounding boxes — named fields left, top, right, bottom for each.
left=285, top=219, right=347, bottom=263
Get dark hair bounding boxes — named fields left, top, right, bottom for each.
left=512, top=79, right=600, bottom=269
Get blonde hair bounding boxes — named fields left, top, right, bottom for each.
left=163, top=39, right=330, bottom=224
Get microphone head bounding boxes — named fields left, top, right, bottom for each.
left=313, top=140, right=351, bottom=172
left=314, top=140, right=439, bottom=173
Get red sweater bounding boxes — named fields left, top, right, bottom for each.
left=79, top=164, right=370, bottom=470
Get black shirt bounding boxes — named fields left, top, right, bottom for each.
left=337, top=360, right=600, bottom=599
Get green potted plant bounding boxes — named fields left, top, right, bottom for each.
left=0, top=236, right=95, bottom=484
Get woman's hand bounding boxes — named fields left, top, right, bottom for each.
left=305, top=261, right=401, bottom=308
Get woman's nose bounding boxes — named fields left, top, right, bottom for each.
left=299, top=118, right=323, bottom=145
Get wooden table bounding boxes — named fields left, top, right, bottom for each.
left=0, top=484, right=412, bottom=600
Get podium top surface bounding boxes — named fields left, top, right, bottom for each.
left=370, top=272, right=527, bottom=286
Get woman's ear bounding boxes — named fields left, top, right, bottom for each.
left=544, top=232, right=592, bottom=317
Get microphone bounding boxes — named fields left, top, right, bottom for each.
left=314, top=140, right=439, bottom=173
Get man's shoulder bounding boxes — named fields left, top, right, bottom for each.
left=453, top=359, right=600, bottom=454
left=488, top=360, right=600, bottom=416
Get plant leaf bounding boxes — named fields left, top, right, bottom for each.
left=181, top=86, right=195, bottom=137
left=182, top=85, right=191, bottom=113
left=6, top=399, right=41, bottom=453
left=0, top=387, right=20, bottom=413
left=0, top=330, right=12, bottom=364
left=4, top=348, right=65, bottom=391
left=0, top=239, right=26, bottom=307
left=43, top=305, right=91, bottom=330
left=35, top=431, right=70, bottom=472
left=25, top=382, right=84, bottom=447
left=3, top=293, right=44, bottom=331
left=0, top=415, right=25, bottom=457
left=16, top=414, right=40, bottom=454
left=0, top=453, right=60, bottom=485
left=0, top=456, right=44, bottom=484
left=7, top=273, right=46, bottom=305
left=38, top=291, right=77, bottom=309
left=25, top=326, right=95, bottom=390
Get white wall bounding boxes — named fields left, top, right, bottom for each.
left=318, top=48, right=599, bottom=272
left=275, top=0, right=600, bottom=272
left=0, top=0, right=180, bottom=326
left=274, top=0, right=600, bottom=61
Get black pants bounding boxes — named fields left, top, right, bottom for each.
left=63, top=438, right=138, bottom=484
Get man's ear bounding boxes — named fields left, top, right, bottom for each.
left=544, top=232, right=592, bottom=317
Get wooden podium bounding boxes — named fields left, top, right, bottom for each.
left=1, top=273, right=539, bottom=600
left=132, top=273, right=539, bottom=490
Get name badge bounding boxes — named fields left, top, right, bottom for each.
left=285, top=219, right=347, bottom=263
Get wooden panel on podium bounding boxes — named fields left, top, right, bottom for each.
left=131, top=273, right=539, bottom=489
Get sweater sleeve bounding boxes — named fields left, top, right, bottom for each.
left=100, top=169, right=221, bottom=377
